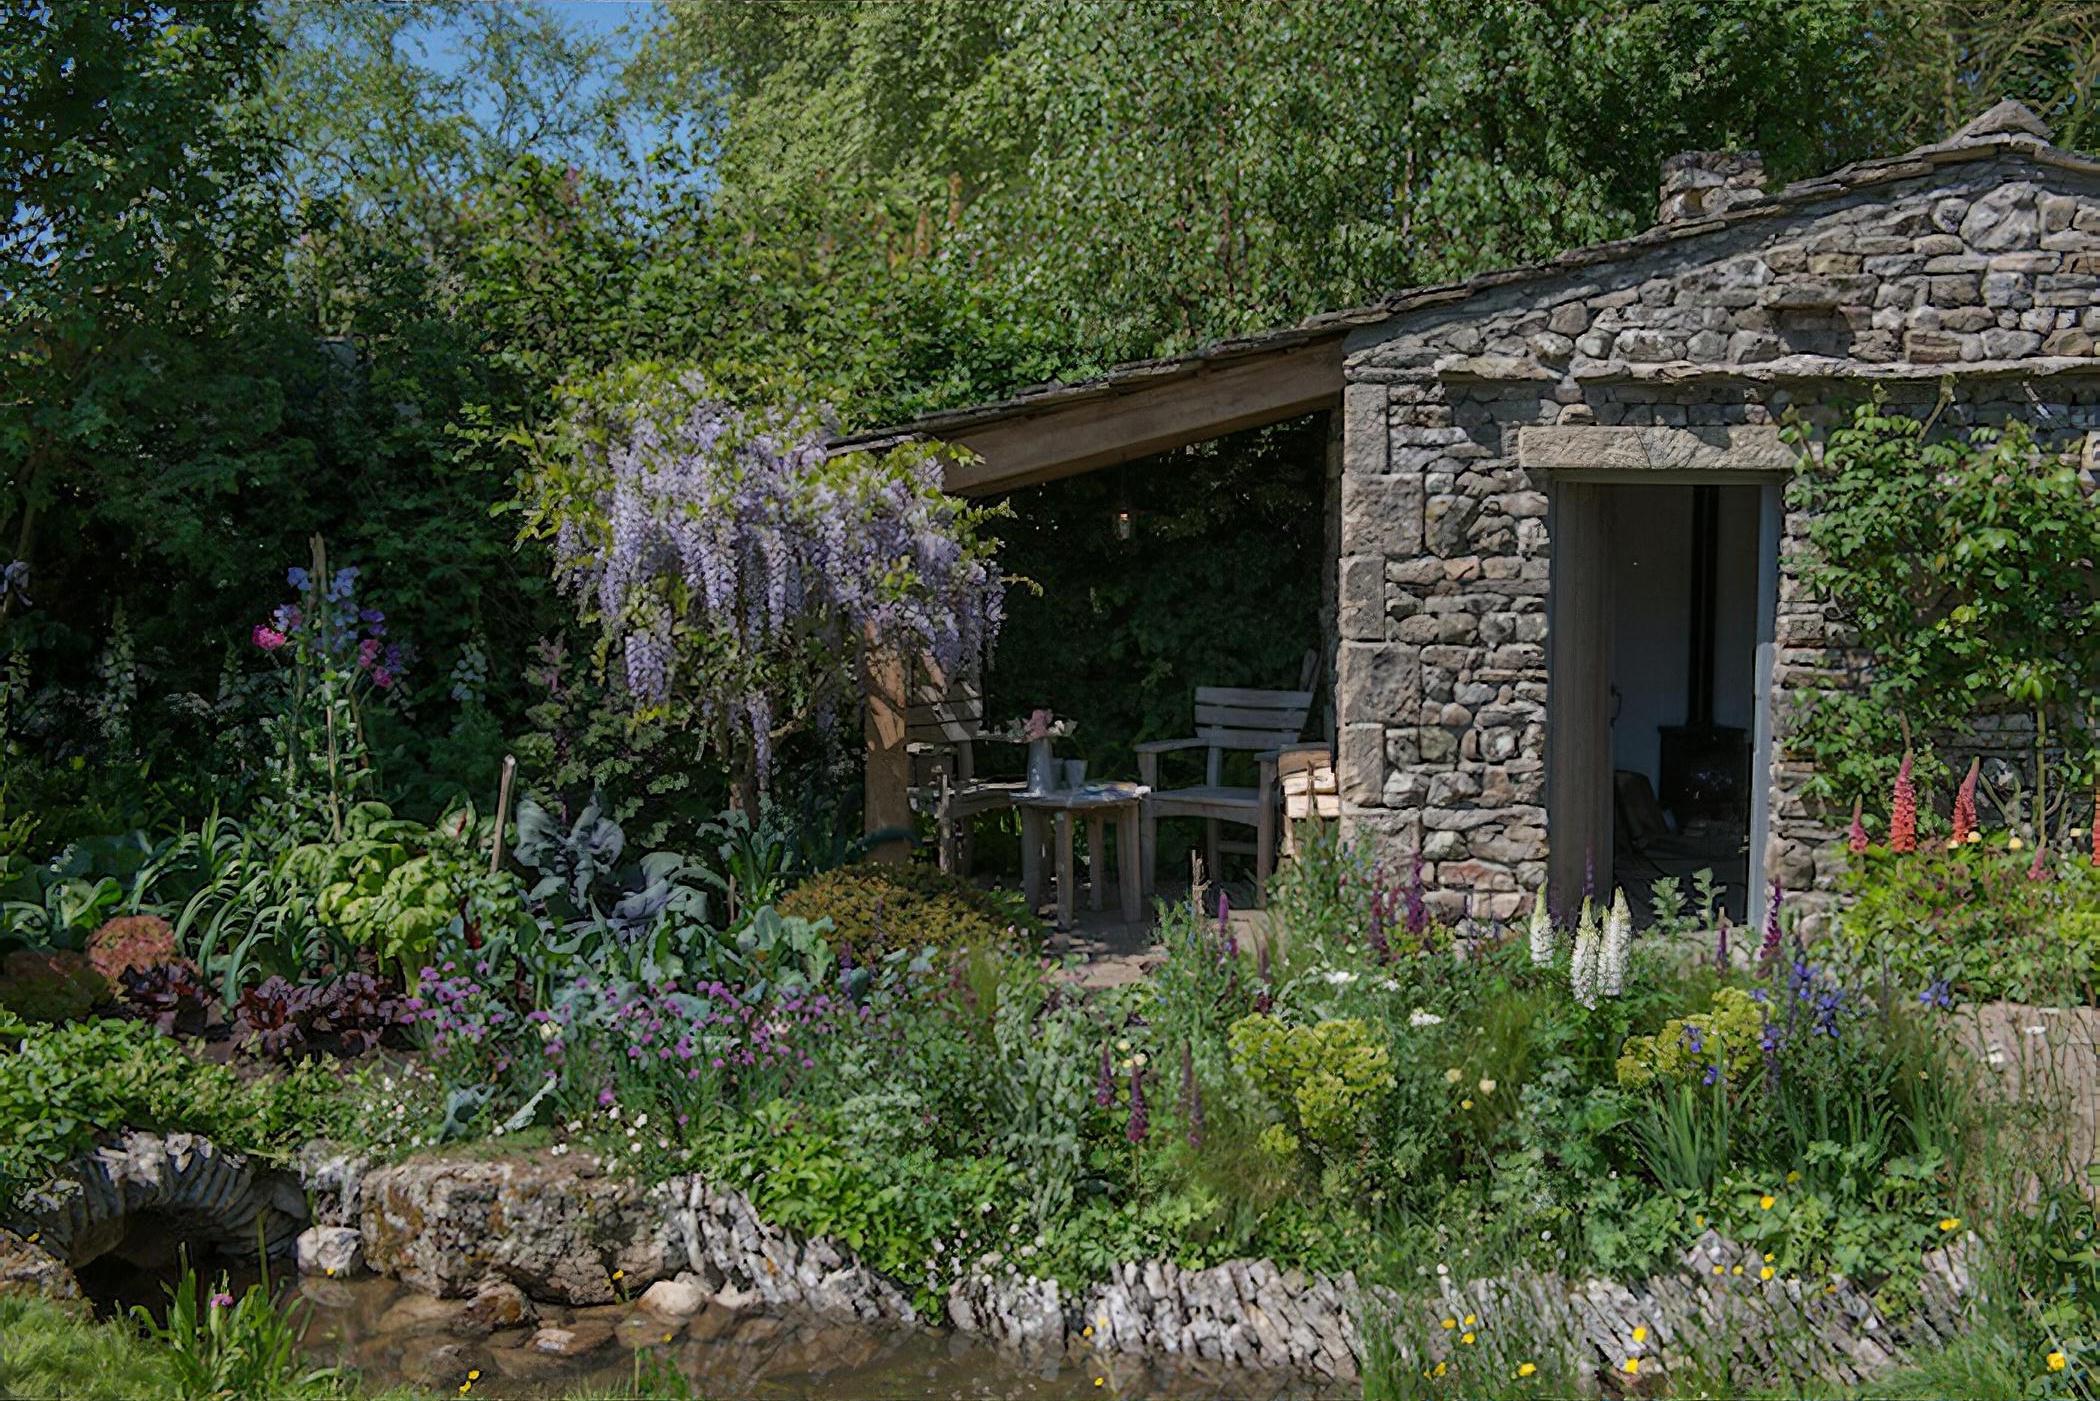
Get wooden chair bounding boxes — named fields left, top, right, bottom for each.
left=906, top=675, right=1023, bottom=874
left=1136, top=684, right=1315, bottom=901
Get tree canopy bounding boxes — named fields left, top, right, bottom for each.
left=4, top=0, right=2099, bottom=836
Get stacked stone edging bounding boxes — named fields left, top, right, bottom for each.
left=0, top=1136, right=1984, bottom=1391
left=300, top=1144, right=1980, bottom=1387
left=5, top=1131, right=307, bottom=1282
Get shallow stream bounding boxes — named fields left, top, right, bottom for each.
left=283, top=1274, right=1350, bottom=1400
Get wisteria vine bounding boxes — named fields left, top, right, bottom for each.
left=523, top=369, right=1005, bottom=791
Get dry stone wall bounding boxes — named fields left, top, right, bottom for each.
left=1336, top=138, right=2100, bottom=920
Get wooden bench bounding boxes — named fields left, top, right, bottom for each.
left=1135, top=685, right=1315, bottom=900
left=906, top=677, right=1023, bottom=874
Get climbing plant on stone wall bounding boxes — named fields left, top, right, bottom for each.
left=1786, top=398, right=2100, bottom=837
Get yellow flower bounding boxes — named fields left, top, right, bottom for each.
left=1759, top=1194, right=1776, bottom=1210
left=1632, top=1327, right=1647, bottom=1343
left=1760, top=1266, right=1776, bottom=1281
left=1461, top=1098, right=1474, bottom=1110
left=1433, top=1361, right=1448, bottom=1378
left=1516, top=1362, right=1538, bottom=1378
left=2050, top=1351, right=2068, bottom=1372
left=612, top=1269, right=625, bottom=1280
left=1694, top=1214, right=1706, bottom=1227
left=1462, top=1332, right=1476, bottom=1345
left=467, top=1374, right=480, bottom=1383
left=1764, top=1252, right=1775, bottom=1262
left=1713, top=1265, right=1725, bottom=1275
left=1083, top=1326, right=1094, bottom=1338
left=1624, top=1358, right=1641, bottom=1375
left=1731, top=1264, right=1743, bottom=1275
left=1786, top=1170, right=1801, bottom=1184
left=1464, top=1315, right=1476, bottom=1327
left=1940, top=1217, right=1961, bottom=1232
left=1442, top=1317, right=1457, bottom=1330
left=1094, top=1379, right=1105, bottom=1388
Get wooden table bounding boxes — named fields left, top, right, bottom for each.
left=1013, top=782, right=1148, bottom=928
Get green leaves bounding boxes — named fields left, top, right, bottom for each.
left=1790, top=403, right=2100, bottom=813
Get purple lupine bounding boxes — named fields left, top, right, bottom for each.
left=1759, top=880, right=1784, bottom=968
left=1126, top=1065, right=1149, bottom=1144
left=1181, top=1042, right=1205, bottom=1149
left=1367, top=893, right=1391, bottom=962
left=1096, top=1043, right=1117, bottom=1108
left=1403, top=851, right=1428, bottom=941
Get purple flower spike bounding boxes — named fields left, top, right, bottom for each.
left=1403, top=851, right=1428, bottom=940
left=1095, top=1043, right=1116, bottom=1108
left=1126, top=1066, right=1149, bottom=1145
left=1759, top=880, right=1784, bottom=967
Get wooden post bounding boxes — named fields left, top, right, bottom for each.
left=489, top=754, right=517, bottom=875
left=1546, top=482, right=1614, bottom=912
left=863, top=629, right=912, bottom=864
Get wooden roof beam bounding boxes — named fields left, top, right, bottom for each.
left=940, top=338, right=1344, bottom=495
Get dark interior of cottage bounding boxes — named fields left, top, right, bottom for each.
left=1604, top=482, right=1764, bottom=923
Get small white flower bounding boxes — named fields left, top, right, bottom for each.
left=607, top=1105, right=621, bottom=1121
left=635, top=1112, right=649, bottom=1128
left=1436, top=1263, right=1449, bottom=1277
left=1378, top=979, right=1400, bottom=992
left=1324, top=969, right=1358, bottom=985
left=1410, top=1009, right=1443, bottom=1027
left=1477, top=1078, right=1496, bottom=1094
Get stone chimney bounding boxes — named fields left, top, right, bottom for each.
left=1657, top=150, right=1766, bottom=225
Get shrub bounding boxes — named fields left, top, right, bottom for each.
left=775, top=861, right=1037, bottom=962
left=0, top=1015, right=338, bottom=1203
left=0, top=949, right=107, bottom=1023
left=1837, top=844, right=2100, bottom=1003
left=1226, top=1013, right=1393, bottom=1161
left=1616, top=986, right=1768, bottom=1091
left=85, top=915, right=179, bottom=982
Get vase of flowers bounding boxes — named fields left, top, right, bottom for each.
left=1000, top=708, right=1077, bottom=793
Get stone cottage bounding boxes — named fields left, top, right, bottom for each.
left=840, top=100, right=2100, bottom=926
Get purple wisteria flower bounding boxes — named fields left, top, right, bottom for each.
left=531, top=372, right=1004, bottom=785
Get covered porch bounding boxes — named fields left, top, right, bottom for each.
left=839, top=331, right=1349, bottom=927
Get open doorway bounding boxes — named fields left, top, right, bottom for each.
left=1549, top=478, right=1780, bottom=924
